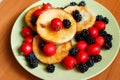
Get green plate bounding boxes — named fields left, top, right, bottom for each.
left=11, top=0, right=120, bottom=80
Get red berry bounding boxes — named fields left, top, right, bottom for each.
left=50, top=18, right=63, bottom=31
left=62, top=56, right=77, bottom=69
left=42, top=3, right=52, bottom=10
left=43, top=43, right=56, bottom=56
left=95, top=36, right=105, bottom=46
left=75, top=51, right=88, bottom=63
left=87, top=44, right=101, bottom=56
left=88, top=27, right=98, bottom=38
left=24, top=36, right=33, bottom=43
left=20, top=42, right=32, bottom=55
left=22, top=27, right=33, bottom=37
left=33, top=8, right=43, bottom=17
left=94, top=21, right=106, bottom=30
left=76, top=41, right=88, bottom=51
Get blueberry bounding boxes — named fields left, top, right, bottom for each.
left=62, top=19, right=71, bottom=28
left=85, top=36, right=95, bottom=45
left=26, top=53, right=38, bottom=68
left=72, top=10, right=82, bottom=22
left=93, top=55, right=102, bottom=63
left=46, top=64, right=55, bottom=73
left=78, top=63, right=89, bottom=73
left=69, top=48, right=79, bottom=57
left=86, top=57, right=94, bottom=67
left=96, top=15, right=104, bottom=21
left=31, top=16, right=37, bottom=26
left=78, top=1, right=86, bottom=6
left=103, top=41, right=112, bottom=49
left=39, top=41, right=46, bottom=50
left=70, top=2, right=77, bottom=6
left=102, top=17, right=109, bottom=24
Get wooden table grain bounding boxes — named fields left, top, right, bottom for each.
left=0, top=0, right=120, bottom=80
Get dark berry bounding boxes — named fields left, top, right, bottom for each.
left=96, top=15, right=103, bottom=21
left=75, top=33, right=84, bottom=42
left=80, top=29, right=90, bottom=37
left=29, top=59, right=38, bottom=68
left=73, top=14, right=82, bottom=22
left=93, top=55, right=102, bottom=63
left=99, top=30, right=107, bottom=37
left=85, top=36, right=95, bottom=45
left=103, top=41, right=112, bottom=49
left=62, top=19, right=71, bottom=28
left=31, top=16, right=37, bottom=26
left=78, top=63, right=89, bottom=73
left=39, top=41, right=46, bottom=50
left=26, top=53, right=38, bottom=68
left=70, top=2, right=77, bottom=6
left=69, top=48, right=79, bottom=57
left=102, top=17, right=109, bottom=24
left=72, top=10, right=80, bottom=14
left=72, top=10, right=82, bottom=22
left=86, top=57, right=94, bottom=67
left=78, top=1, right=86, bottom=6
left=46, top=64, right=55, bottom=73
left=104, top=34, right=113, bottom=42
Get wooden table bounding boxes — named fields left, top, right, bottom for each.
left=0, top=0, right=120, bottom=80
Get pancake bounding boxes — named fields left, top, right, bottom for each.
left=33, top=35, right=72, bottom=64
left=64, top=6, right=96, bottom=32
left=36, top=9, right=76, bottom=44
left=25, top=5, right=42, bottom=32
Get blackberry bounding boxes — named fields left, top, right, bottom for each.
left=86, top=57, right=94, bottom=67
left=78, top=1, right=86, bottom=6
left=96, top=15, right=103, bottom=21
left=103, top=41, right=112, bottom=49
left=102, top=17, right=109, bottom=24
left=26, top=53, right=38, bottom=68
left=31, top=16, right=37, bottom=26
left=72, top=10, right=82, bottom=22
left=85, top=36, right=95, bottom=45
left=69, top=48, right=79, bottom=57
left=75, top=32, right=84, bottom=42
left=39, top=41, right=46, bottom=50
left=62, top=19, right=71, bottom=28
left=99, top=30, right=107, bottom=37
left=46, top=64, right=55, bottom=73
left=104, top=34, right=113, bottom=42
left=78, top=63, right=89, bottom=73
left=72, top=10, right=80, bottom=14
left=93, top=55, right=102, bottom=63
left=80, top=29, right=90, bottom=37
left=70, top=2, right=77, bottom=6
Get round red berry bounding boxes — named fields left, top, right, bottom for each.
left=22, top=27, right=33, bottom=37
left=24, top=36, right=33, bottom=43
left=76, top=41, right=88, bottom=51
left=62, top=56, right=77, bottom=69
left=20, top=42, right=32, bottom=55
left=50, top=18, right=63, bottom=31
left=88, top=27, right=98, bottom=38
left=95, top=36, right=105, bottom=46
left=43, top=43, right=56, bottom=56
left=75, top=51, right=88, bottom=63
left=87, top=44, right=101, bottom=56
left=33, top=8, right=43, bottom=17
left=94, top=21, right=106, bottom=30
left=42, top=3, right=52, bottom=10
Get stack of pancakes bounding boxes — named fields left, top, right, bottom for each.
left=25, top=3, right=96, bottom=64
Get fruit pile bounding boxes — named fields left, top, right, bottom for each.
left=63, top=19, right=112, bottom=73
left=20, top=3, right=53, bottom=68
left=19, top=1, right=113, bottom=73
